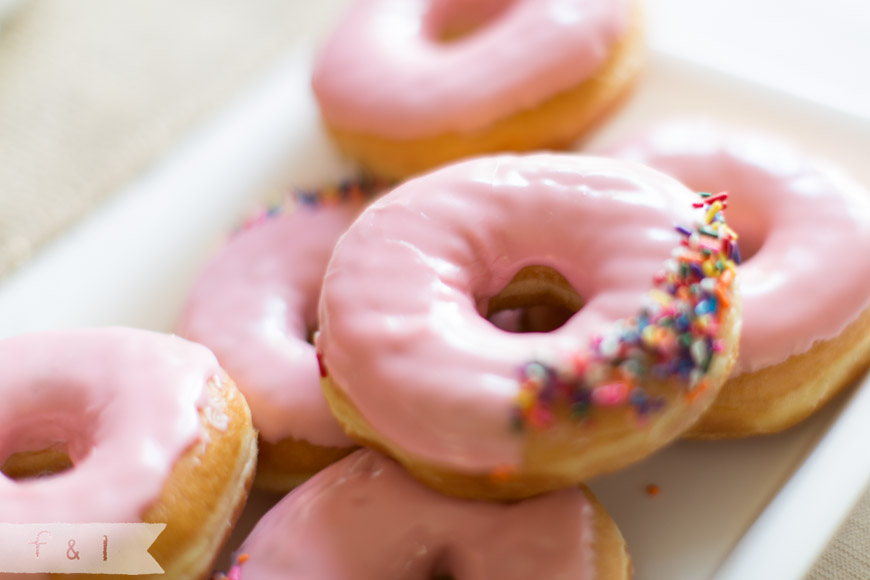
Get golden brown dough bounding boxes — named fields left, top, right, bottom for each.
left=688, top=307, right=870, bottom=438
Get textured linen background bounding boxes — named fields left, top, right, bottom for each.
left=0, top=1, right=866, bottom=578
left=0, top=0, right=342, bottom=277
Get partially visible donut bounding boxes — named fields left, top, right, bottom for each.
left=312, top=0, right=644, bottom=179
left=316, top=154, right=741, bottom=499
left=0, top=327, right=257, bottom=579
left=177, top=183, right=383, bottom=491
left=216, top=449, right=632, bottom=580
left=605, top=121, right=870, bottom=437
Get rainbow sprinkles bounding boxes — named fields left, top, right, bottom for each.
left=513, top=192, right=740, bottom=431
left=233, top=178, right=386, bottom=236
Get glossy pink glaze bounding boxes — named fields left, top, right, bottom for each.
left=604, top=121, right=870, bottom=374
left=312, top=0, right=630, bottom=139
left=177, top=203, right=363, bottom=446
left=317, top=154, right=703, bottom=471
left=0, top=327, right=218, bottom=522
left=234, top=449, right=596, bottom=579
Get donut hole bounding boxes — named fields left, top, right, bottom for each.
left=0, top=416, right=95, bottom=481
left=1, top=446, right=74, bottom=480
left=488, top=304, right=577, bottom=333
left=731, top=224, right=765, bottom=263
left=430, top=553, right=454, bottom=580
left=485, top=265, right=583, bottom=333
left=425, top=0, right=518, bottom=43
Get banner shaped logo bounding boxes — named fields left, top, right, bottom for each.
left=0, top=523, right=165, bottom=574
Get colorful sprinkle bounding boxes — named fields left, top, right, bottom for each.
left=645, top=483, right=661, bottom=497
left=512, top=192, right=739, bottom=430
left=316, top=351, right=328, bottom=378
left=490, top=465, right=518, bottom=482
left=591, top=382, right=630, bottom=406
left=212, top=553, right=249, bottom=580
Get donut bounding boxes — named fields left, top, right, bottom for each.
left=312, top=0, right=644, bottom=179
left=0, top=327, right=257, bottom=579
left=604, top=121, right=870, bottom=437
left=215, top=449, right=632, bottom=579
left=177, top=182, right=383, bottom=491
left=316, top=154, right=741, bottom=499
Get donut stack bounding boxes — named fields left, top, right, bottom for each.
left=205, top=0, right=742, bottom=577
left=5, top=1, right=869, bottom=578
left=206, top=149, right=742, bottom=579
left=207, top=0, right=870, bottom=573
left=209, top=134, right=870, bottom=577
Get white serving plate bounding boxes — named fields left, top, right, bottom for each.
left=1, top=42, right=868, bottom=580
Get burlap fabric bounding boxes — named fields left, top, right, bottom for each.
left=0, top=0, right=343, bottom=277
left=805, top=487, right=870, bottom=579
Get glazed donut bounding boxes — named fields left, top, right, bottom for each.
left=0, top=327, right=257, bottom=579
left=312, top=0, right=644, bottom=179
left=216, top=449, right=631, bottom=579
left=604, top=121, right=870, bottom=437
left=177, top=183, right=382, bottom=491
left=316, top=154, right=741, bottom=499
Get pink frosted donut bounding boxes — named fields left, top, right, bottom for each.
left=605, top=121, right=870, bottom=436
left=311, top=0, right=644, bottom=178
left=317, top=154, right=742, bottom=499
left=0, top=327, right=256, bottom=578
left=217, top=450, right=631, bottom=580
left=177, top=183, right=382, bottom=491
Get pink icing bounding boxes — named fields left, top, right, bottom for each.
left=604, top=121, right=870, bottom=374
left=0, top=327, right=218, bottom=522
left=233, top=449, right=596, bottom=579
left=312, top=0, right=630, bottom=139
left=316, top=154, right=704, bottom=471
left=177, top=202, right=364, bottom=446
